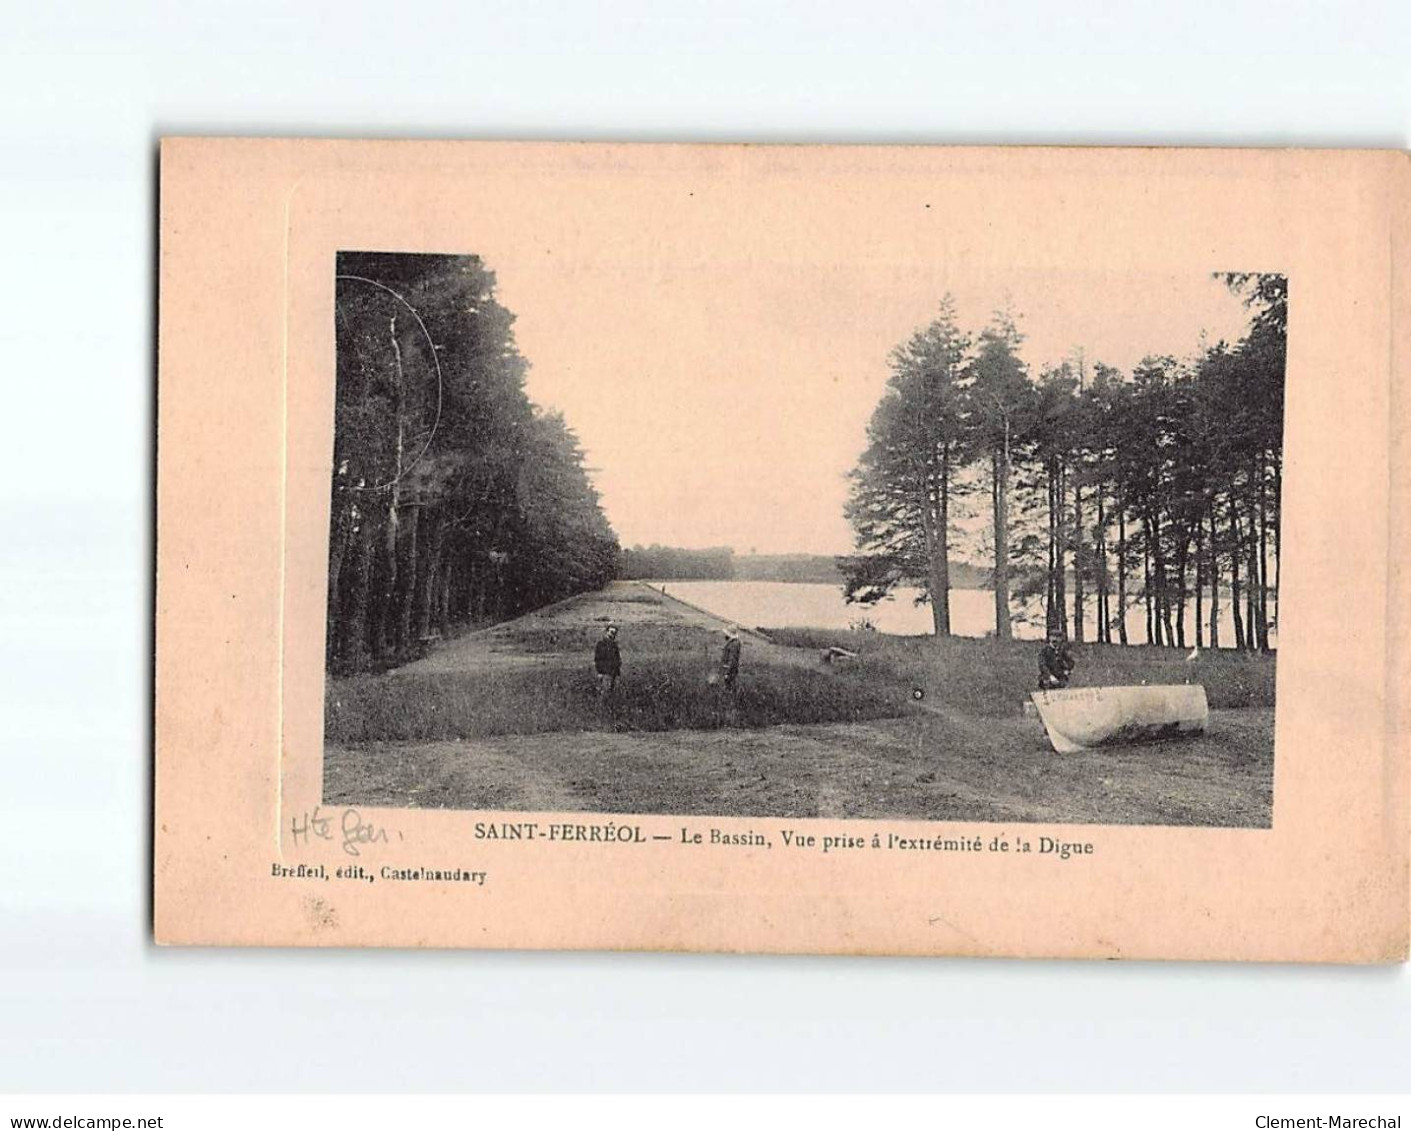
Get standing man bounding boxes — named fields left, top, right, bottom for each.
left=595, top=624, right=621, bottom=700
left=720, top=625, right=743, bottom=692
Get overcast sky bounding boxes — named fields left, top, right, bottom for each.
left=494, top=249, right=1254, bottom=556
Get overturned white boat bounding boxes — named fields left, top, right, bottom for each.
left=1031, top=684, right=1209, bottom=754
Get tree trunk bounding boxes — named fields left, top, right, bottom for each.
left=921, top=448, right=951, bottom=636
left=1246, top=556, right=1258, bottom=650
left=991, top=447, right=1012, bottom=640
left=1273, top=452, right=1282, bottom=641
left=1045, top=457, right=1057, bottom=632
left=1229, top=496, right=1246, bottom=652
left=381, top=313, right=406, bottom=662
left=416, top=511, right=443, bottom=641
left=1047, top=454, right=1067, bottom=636
left=1172, top=583, right=1182, bottom=648
left=1116, top=503, right=1129, bottom=645
left=369, top=517, right=391, bottom=664
left=1174, top=532, right=1188, bottom=650
left=1208, top=502, right=1221, bottom=649
left=1054, top=458, right=1066, bottom=636
left=1245, top=493, right=1260, bottom=652
left=380, top=507, right=399, bottom=660
left=1095, top=484, right=1110, bottom=644
left=937, top=448, right=952, bottom=635
left=438, top=554, right=453, bottom=638
left=326, top=494, right=352, bottom=669
left=1142, top=526, right=1154, bottom=645
left=397, top=502, right=420, bottom=656
left=1153, top=511, right=1174, bottom=648
left=344, top=510, right=375, bottom=672
left=1257, top=453, right=1271, bottom=652
left=1072, top=475, right=1086, bottom=644
left=470, top=555, right=485, bottom=623
left=1194, top=517, right=1205, bottom=650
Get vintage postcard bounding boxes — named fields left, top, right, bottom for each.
left=155, top=140, right=1408, bottom=959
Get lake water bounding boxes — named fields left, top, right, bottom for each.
left=655, top=580, right=1276, bottom=648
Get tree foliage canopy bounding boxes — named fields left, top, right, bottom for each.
left=328, top=252, right=617, bottom=673
left=844, top=277, right=1286, bottom=651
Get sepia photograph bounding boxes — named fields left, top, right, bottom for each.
left=10, top=0, right=1409, bottom=1104
left=321, top=248, right=1285, bottom=829
left=156, top=139, right=1403, bottom=961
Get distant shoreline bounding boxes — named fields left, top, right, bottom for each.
left=641, top=574, right=1261, bottom=602
left=622, top=552, right=991, bottom=588
left=636, top=577, right=1278, bottom=649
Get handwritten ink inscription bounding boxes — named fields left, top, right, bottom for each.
left=290, top=806, right=401, bottom=856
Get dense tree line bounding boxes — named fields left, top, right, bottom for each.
left=618, top=544, right=736, bottom=580
left=328, top=252, right=618, bottom=673
left=844, top=275, right=1285, bottom=650
left=735, top=554, right=990, bottom=586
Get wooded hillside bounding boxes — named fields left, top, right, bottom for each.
left=617, top=544, right=735, bottom=579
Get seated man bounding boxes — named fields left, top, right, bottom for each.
left=1038, top=630, right=1075, bottom=691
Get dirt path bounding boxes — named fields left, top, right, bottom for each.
left=397, top=581, right=820, bottom=676
left=325, top=708, right=1272, bottom=826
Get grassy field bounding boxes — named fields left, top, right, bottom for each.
left=761, top=627, right=1276, bottom=716
left=323, top=582, right=1276, bottom=826
left=326, top=657, right=916, bottom=742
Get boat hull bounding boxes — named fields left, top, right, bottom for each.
left=1031, top=684, right=1209, bottom=754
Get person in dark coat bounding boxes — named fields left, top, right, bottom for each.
left=1038, top=628, right=1075, bottom=691
left=720, top=625, right=743, bottom=691
left=594, top=625, right=621, bottom=699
